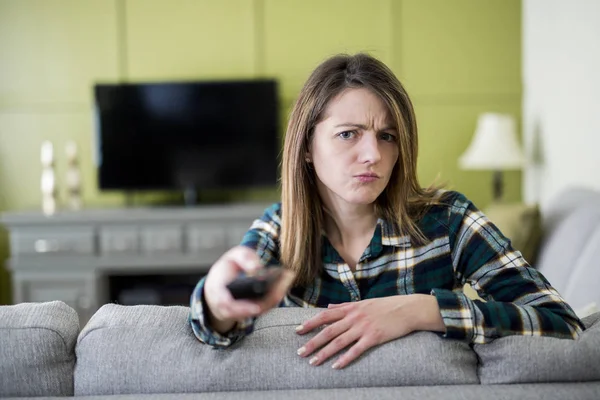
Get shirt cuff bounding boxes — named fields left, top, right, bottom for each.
left=189, top=277, right=255, bottom=348
left=430, top=288, right=475, bottom=342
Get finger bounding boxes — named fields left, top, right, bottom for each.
left=300, top=323, right=356, bottom=365
left=221, top=298, right=262, bottom=320
left=327, top=303, right=348, bottom=309
left=226, top=246, right=263, bottom=273
left=332, top=337, right=374, bottom=370
left=296, top=308, right=346, bottom=334
left=209, top=290, right=261, bottom=321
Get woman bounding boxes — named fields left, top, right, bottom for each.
left=189, top=53, right=584, bottom=370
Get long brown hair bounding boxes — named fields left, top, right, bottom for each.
left=281, top=53, right=444, bottom=286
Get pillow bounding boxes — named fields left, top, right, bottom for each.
left=75, top=305, right=479, bottom=395
left=576, top=302, right=599, bottom=319
left=474, top=312, right=600, bottom=384
left=484, top=202, right=543, bottom=266
left=0, top=301, right=79, bottom=397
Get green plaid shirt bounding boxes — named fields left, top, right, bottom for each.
left=189, top=190, right=585, bottom=348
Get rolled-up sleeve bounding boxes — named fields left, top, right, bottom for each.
left=189, top=277, right=255, bottom=348
left=432, top=193, right=585, bottom=344
left=189, top=203, right=283, bottom=348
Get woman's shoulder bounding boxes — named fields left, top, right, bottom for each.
left=241, top=202, right=282, bottom=244
left=416, top=189, right=479, bottom=232
left=256, top=202, right=283, bottom=224
left=425, top=189, right=470, bottom=212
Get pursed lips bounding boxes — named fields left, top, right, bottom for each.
left=354, top=172, right=380, bottom=182
left=354, top=172, right=380, bottom=178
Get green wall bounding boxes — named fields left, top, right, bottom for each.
left=0, top=0, right=522, bottom=304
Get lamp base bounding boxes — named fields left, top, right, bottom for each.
left=493, top=170, right=503, bottom=201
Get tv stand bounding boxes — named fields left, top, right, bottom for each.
left=183, top=187, right=198, bottom=207
left=0, top=202, right=271, bottom=326
left=125, top=191, right=136, bottom=207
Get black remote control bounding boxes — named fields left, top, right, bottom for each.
left=226, top=268, right=283, bottom=300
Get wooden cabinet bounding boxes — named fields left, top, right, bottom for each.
left=12, top=270, right=98, bottom=327
left=11, top=226, right=95, bottom=256
left=100, top=226, right=140, bottom=255
left=1, top=203, right=270, bottom=325
left=140, top=225, right=184, bottom=255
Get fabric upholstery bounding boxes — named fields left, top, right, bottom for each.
left=536, top=204, right=600, bottom=311
left=475, top=312, right=600, bottom=384
left=542, top=186, right=600, bottom=233
left=0, top=301, right=79, bottom=397
left=5, top=383, right=600, bottom=400
left=75, top=305, right=479, bottom=395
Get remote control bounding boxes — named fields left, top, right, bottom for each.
left=226, top=268, right=283, bottom=300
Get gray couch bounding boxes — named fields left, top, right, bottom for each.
left=1, top=187, right=600, bottom=399
left=536, top=187, right=600, bottom=314
left=1, top=302, right=599, bottom=399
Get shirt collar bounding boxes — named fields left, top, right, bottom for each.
left=321, top=218, right=411, bottom=263
left=378, top=218, right=412, bottom=248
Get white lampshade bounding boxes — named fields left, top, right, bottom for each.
left=459, top=113, right=525, bottom=170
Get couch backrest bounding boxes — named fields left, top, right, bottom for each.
left=537, top=187, right=600, bottom=312
left=0, top=301, right=79, bottom=397
left=475, top=312, right=600, bottom=384
left=75, top=305, right=600, bottom=395
left=74, top=305, right=479, bottom=396
left=2, top=302, right=599, bottom=397
left=541, top=186, right=600, bottom=233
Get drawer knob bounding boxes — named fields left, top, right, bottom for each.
left=35, top=239, right=59, bottom=253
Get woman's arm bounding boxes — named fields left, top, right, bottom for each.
left=432, top=192, right=585, bottom=344
left=189, top=203, right=284, bottom=348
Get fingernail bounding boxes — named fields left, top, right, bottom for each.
left=295, top=325, right=304, bottom=332
left=309, top=356, right=318, bottom=365
left=296, top=346, right=306, bottom=356
left=332, top=362, right=340, bottom=369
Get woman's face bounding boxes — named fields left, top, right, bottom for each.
left=309, top=87, right=399, bottom=207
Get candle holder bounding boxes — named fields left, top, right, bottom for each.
left=65, top=140, right=82, bottom=210
left=40, top=140, right=57, bottom=216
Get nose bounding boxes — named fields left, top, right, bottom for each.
left=357, top=132, right=382, bottom=164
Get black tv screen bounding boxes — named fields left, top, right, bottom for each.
left=93, top=80, right=280, bottom=192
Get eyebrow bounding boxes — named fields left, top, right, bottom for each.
left=334, top=123, right=397, bottom=131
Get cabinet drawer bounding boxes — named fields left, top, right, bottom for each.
left=140, top=225, right=183, bottom=254
left=19, top=278, right=89, bottom=308
left=13, top=273, right=97, bottom=326
left=187, top=225, right=227, bottom=253
left=12, top=227, right=95, bottom=256
left=100, top=226, right=139, bottom=255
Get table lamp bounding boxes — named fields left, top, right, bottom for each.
left=459, top=113, right=525, bottom=201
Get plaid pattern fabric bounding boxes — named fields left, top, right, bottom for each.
left=189, top=191, right=585, bottom=348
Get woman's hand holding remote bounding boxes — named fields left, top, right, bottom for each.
left=203, top=246, right=294, bottom=335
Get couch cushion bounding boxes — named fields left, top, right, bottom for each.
left=0, top=301, right=79, bottom=397
left=75, top=305, right=479, bottom=395
left=536, top=204, right=600, bottom=311
left=475, top=312, right=600, bottom=384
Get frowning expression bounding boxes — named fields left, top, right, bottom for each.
left=309, top=88, right=399, bottom=206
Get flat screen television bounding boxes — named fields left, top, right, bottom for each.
left=93, top=79, right=280, bottom=199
